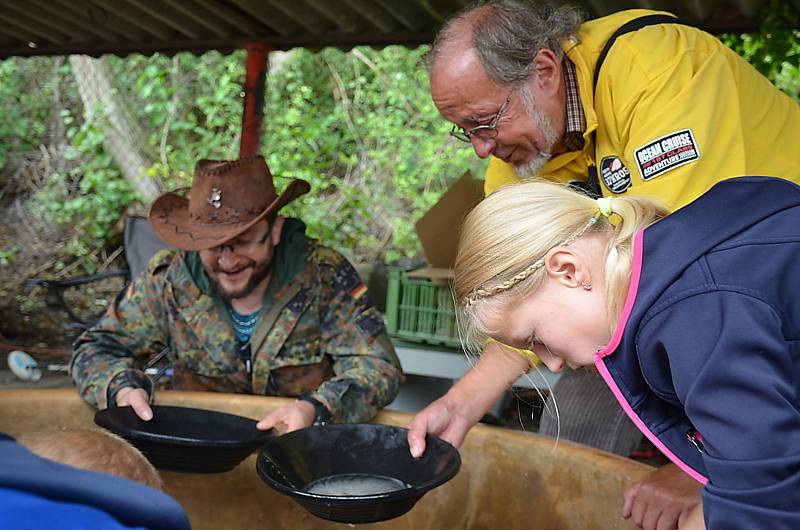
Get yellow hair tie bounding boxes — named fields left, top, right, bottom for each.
left=596, top=197, right=613, bottom=218
left=485, top=337, right=541, bottom=366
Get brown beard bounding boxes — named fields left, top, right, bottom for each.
left=207, top=258, right=273, bottom=302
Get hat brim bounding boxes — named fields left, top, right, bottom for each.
left=148, top=178, right=310, bottom=251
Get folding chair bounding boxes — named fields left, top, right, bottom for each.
left=26, top=216, right=169, bottom=332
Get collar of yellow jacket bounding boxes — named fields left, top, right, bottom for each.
left=484, top=9, right=677, bottom=192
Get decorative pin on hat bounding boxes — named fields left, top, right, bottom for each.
left=207, top=188, right=222, bottom=209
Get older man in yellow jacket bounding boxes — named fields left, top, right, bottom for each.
left=410, top=2, right=800, bottom=530
left=432, top=5, right=800, bottom=202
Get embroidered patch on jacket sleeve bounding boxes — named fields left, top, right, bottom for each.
left=634, top=129, right=700, bottom=181
left=351, top=282, right=367, bottom=300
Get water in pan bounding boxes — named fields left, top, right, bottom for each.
left=304, top=473, right=411, bottom=496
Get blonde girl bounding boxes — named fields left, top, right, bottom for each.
left=451, top=176, right=800, bottom=530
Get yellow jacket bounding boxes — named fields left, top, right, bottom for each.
left=485, top=10, right=800, bottom=210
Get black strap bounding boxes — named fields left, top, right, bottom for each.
left=301, top=396, right=331, bottom=425
left=584, top=168, right=602, bottom=198
left=586, top=14, right=692, bottom=196
left=592, top=14, right=686, bottom=94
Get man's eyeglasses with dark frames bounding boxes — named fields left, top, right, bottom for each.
left=206, top=223, right=271, bottom=256
left=450, top=95, right=512, bottom=143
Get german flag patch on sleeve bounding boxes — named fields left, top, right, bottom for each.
left=351, top=282, right=367, bottom=300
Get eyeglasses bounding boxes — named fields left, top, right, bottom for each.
left=206, top=226, right=271, bottom=256
left=449, top=95, right=512, bottom=143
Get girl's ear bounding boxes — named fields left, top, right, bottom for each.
left=544, top=247, right=588, bottom=289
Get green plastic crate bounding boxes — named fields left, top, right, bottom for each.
left=384, top=267, right=460, bottom=348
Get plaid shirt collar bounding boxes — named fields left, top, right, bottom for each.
left=562, top=57, right=585, bottom=152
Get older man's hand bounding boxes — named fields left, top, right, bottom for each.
left=677, top=502, right=705, bottom=530
left=623, top=463, right=703, bottom=530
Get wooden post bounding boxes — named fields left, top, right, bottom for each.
left=239, top=42, right=271, bottom=158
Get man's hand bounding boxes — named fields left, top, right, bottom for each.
left=677, top=502, right=704, bottom=529
left=623, top=463, right=703, bottom=530
left=257, top=400, right=315, bottom=433
left=115, top=387, right=153, bottom=421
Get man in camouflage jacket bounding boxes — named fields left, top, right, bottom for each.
left=71, top=156, right=403, bottom=431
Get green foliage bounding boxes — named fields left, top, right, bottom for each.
left=106, top=51, right=247, bottom=185
left=721, top=0, right=800, bottom=100
left=33, top=112, right=136, bottom=272
left=262, top=46, right=483, bottom=263
left=0, top=58, right=59, bottom=171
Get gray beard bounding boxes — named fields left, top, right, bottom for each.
left=514, top=151, right=552, bottom=178
left=513, top=86, right=559, bottom=178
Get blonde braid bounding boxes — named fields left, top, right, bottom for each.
left=464, top=259, right=545, bottom=306
left=463, top=215, right=600, bottom=306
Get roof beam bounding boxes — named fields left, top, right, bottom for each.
left=29, top=0, right=118, bottom=42
left=0, top=6, right=69, bottom=45
left=0, top=30, right=438, bottom=60
left=0, top=0, right=765, bottom=60
left=126, top=0, right=206, bottom=39
left=162, top=0, right=232, bottom=38
left=378, top=0, right=432, bottom=32
left=0, top=24, right=39, bottom=47
left=267, top=0, right=331, bottom=35
left=417, top=0, right=467, bottom=23
left=342, top=0, right=398, bottom=33
left=58, top=0, right=148, bottom=42
left=306, top=0, right=363, bottom=33
left=236, top=0, right=301, bottom=37
left=21, top=0, right=106, bottom=43
left=86, top=0, right=175, bottom=41
left=192, top=0, right=266, bottom=37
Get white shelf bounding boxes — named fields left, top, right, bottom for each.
left=393, top=343, right=561, bottom=390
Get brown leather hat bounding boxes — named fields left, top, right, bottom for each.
left=149, top=155, right=310, bottom=251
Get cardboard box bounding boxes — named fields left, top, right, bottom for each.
left=409, top=171, right=484, bottom=280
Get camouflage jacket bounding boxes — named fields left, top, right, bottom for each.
left=71, top=222, right=403, bottom=423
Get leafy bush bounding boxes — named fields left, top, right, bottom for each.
left=721, top=0, right=800, bottom=101
left=0, top=58, right=63, bottom=172
left=261, top=46, right=483, bottom=263
left=33, top=112, right=136, bottom=272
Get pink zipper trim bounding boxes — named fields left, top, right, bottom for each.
left=594, top=230, right=708, bottom=485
